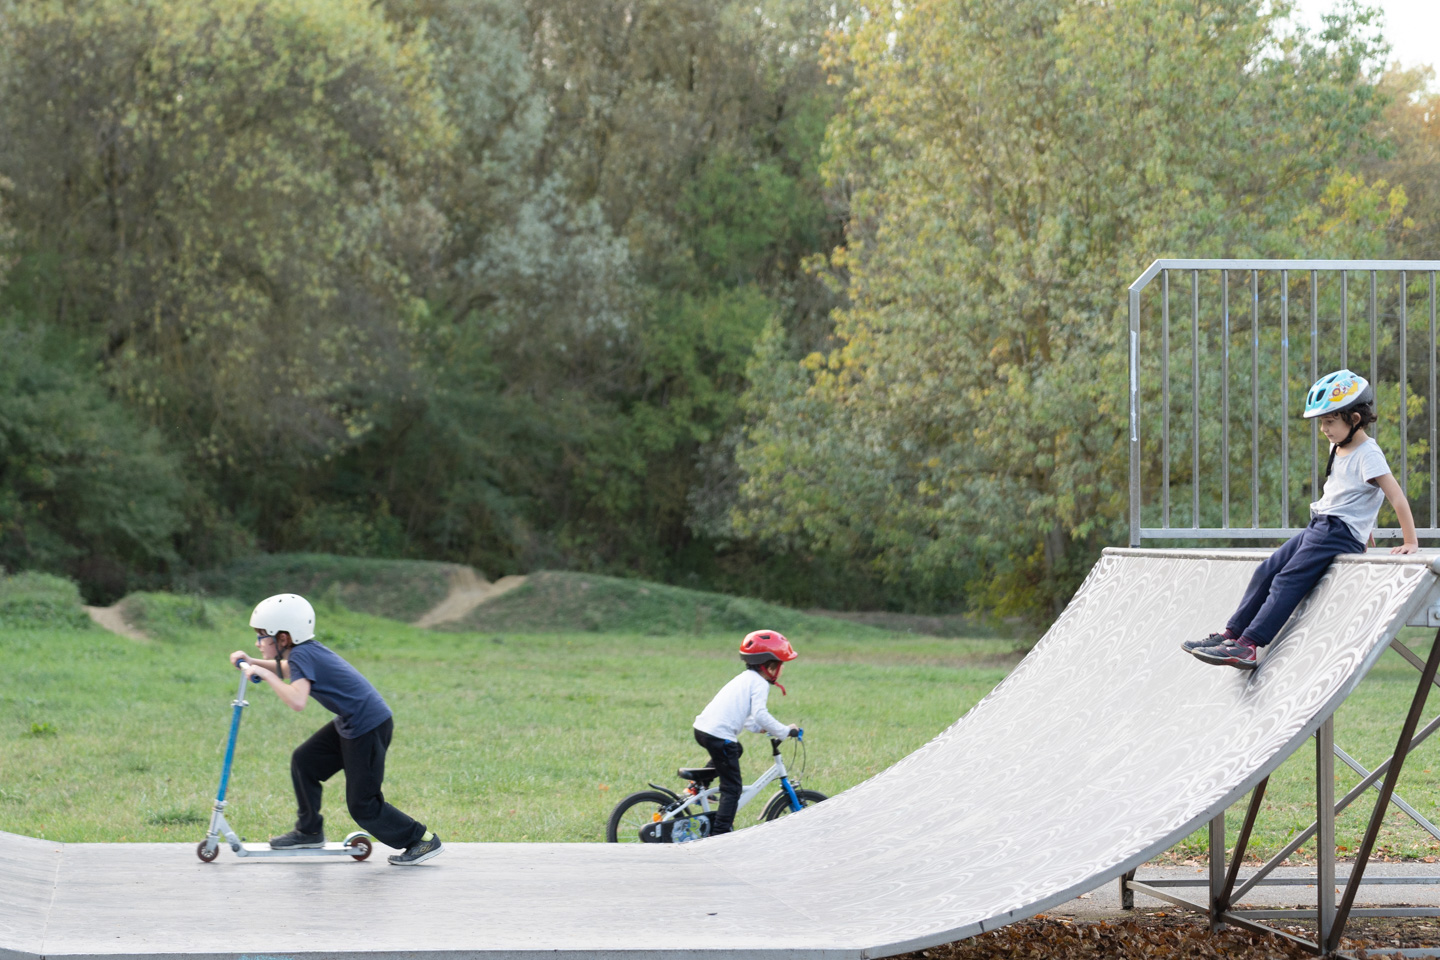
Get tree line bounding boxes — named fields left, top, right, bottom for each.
left=0, top=0, right=1434, bottom=619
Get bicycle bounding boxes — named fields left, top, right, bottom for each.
left=605, top=729, right=826, bottom=842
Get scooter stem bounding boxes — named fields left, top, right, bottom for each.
left=216, top=667, right=250, bottom=805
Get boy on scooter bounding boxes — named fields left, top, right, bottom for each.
left=693, top=630, right=799, bottom=835
left=227, top=593, right=443, bottom=865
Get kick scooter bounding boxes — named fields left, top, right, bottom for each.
left=197, top=658, right=373, bottom=862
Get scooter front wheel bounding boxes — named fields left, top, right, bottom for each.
left=196, top=840, right=219, bottom=862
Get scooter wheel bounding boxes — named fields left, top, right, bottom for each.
left=196, top=840, right=219, bottom=863
left=349, top=836, right=373, bottom=861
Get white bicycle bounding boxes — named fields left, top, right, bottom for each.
left=605, top=730, right=826, bottom=842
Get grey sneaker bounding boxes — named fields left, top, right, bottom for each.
left=388, top=832, right=443, bottom=865
left=269, top=829, right=325, bottom=849
left=1182, top=632, right=1229, bottom=654
left=1192, top=637, right=1259, bottom=670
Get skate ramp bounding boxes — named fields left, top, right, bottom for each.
left=3, top=549, right=1438, bottom=959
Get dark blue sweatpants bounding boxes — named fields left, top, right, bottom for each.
left=1226, top=515, right=1365, bottom=646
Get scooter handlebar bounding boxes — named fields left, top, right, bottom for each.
left=235, top=658, right=262, bottom=684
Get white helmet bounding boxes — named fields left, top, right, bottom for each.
left=249, top=594, right=316, bottom=643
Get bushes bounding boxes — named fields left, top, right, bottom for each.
left=0, top=571, right=92, bottom=630
left=0, top=324, right=188, bottom=602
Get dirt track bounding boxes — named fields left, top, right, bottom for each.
left=412, top=567, right=526, bottom=627
left=82, top=602, right=146, bottom=641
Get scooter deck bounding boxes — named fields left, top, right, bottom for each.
left=233, top=842, right=367, bottom=857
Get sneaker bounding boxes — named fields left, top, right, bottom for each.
left=1192, top=637, right=1259, bottom=670
left=1181, top=632, right=1230, bottom=654
left=388, top=831, right=443, bottom=865
left=269, top=829, right=325, bottom=849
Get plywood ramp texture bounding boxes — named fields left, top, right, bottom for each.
left=4, top=549, right=1439, bottom=960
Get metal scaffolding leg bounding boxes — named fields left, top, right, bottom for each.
left=1327, top=627, right=1440, bottom=954
left=1210, top=810, right=1226, bottom=932
left=1318, top=716, right=1336, bottom=949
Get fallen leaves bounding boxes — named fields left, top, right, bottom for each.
left=897, top=916, right=1312, bottom=960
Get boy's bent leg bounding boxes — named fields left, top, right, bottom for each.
left=1241, top=517, right=1364, bottom=646
left=694, top=728, right=743, bottom=835
left=340, top=718, right=427, bottom=850
left=290, top=720, right=345, bottom=838
left=1225, top=528, right=1308, bottom=638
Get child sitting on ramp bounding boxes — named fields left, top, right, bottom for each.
left=1187, top=369, right=1417, bottom=670
left=228, top=593, right=443, bottom=864
left=693, top=630, right=800, bottom=834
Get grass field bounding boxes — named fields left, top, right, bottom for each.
left=1, top=582, right=1018, bottom=844
left=5, top=569, right=1440, bottom=861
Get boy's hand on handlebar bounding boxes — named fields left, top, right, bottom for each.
left=787, top=725, right=800, bottom=738
left=229, top=650, right=248, bottom=667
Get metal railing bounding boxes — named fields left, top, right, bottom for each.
left=1128, top=259, right=1440, bottom=547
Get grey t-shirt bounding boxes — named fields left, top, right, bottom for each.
left=1310, top=437, right=1390, bottom=544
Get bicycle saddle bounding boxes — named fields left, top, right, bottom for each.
left=677, top=766, right=716, bottom=783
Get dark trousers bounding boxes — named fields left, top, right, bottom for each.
left=291, top=717, right=425, bottom=849
left=694, top=728, right=744, bottom=835
left=1227, top=514, right=1365, bottom=646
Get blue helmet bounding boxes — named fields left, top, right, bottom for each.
left=1302, top=369, right=1373, bottom=420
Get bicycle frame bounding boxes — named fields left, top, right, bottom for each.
left=674, top=737, right=803, bottom=820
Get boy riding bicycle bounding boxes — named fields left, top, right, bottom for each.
left=693, top=630, right=799, bottom=835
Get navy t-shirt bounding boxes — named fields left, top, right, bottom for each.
left=284, top=641, right=392, bottom=738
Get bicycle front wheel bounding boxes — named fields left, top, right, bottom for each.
left=762, top=788, right=827, bottom=822
left=606, top=790, right=683, bottom=842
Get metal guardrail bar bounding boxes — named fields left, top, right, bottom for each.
left=1129, top=259, right=1440, bottom=546
left=1145, top=876, right=1440, bottom=887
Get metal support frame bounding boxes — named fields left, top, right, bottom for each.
left=1119, top=629, right=1440, bottom=955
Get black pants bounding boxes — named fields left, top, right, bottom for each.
left=694, top=728, right=744, bottom=835
left=292, top=717, right=425, bottom=849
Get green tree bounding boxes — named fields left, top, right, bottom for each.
left=0, top=0, right=452, bottom=486
left=736, top=0, right=1393, bottom=620
left=0, top=323, right=187, bottom=600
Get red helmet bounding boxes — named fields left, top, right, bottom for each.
left=739, top=630, right=796, bottom=665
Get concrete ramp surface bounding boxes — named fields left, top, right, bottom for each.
left=3, top=549, right=1438, bottom=959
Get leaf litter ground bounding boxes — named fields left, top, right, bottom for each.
left=892, top=912, right=1440, bottom=959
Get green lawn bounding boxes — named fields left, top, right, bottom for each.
left=7, top=574, right=1440, bottom=860
left=1, top=589, right=1015, bottom=844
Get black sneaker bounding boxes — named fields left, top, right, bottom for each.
left=1192, top=637, right=1259, bottom=670
left=388, top=832, right=443, bottom=865
left=1181, top=632, right=1229, bottom=654
left=269, top=829, right=325, bottom=849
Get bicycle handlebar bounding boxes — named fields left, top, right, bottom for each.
left=769, top=728, right=804, bottom=751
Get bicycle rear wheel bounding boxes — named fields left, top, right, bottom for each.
left=606, top=790, right=685, bottom=842
left=761, top=788, right=827, bottom=821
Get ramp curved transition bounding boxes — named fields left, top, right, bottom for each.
left=3, top=549, right=1437, bottom=959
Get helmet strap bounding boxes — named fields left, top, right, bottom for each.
left=760, top=661, right=786, bottom=694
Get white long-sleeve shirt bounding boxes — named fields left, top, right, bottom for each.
left=694, top=669, right=790, bottom=740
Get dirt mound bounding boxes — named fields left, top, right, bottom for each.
left=413, top=568, right=527, bottom=627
